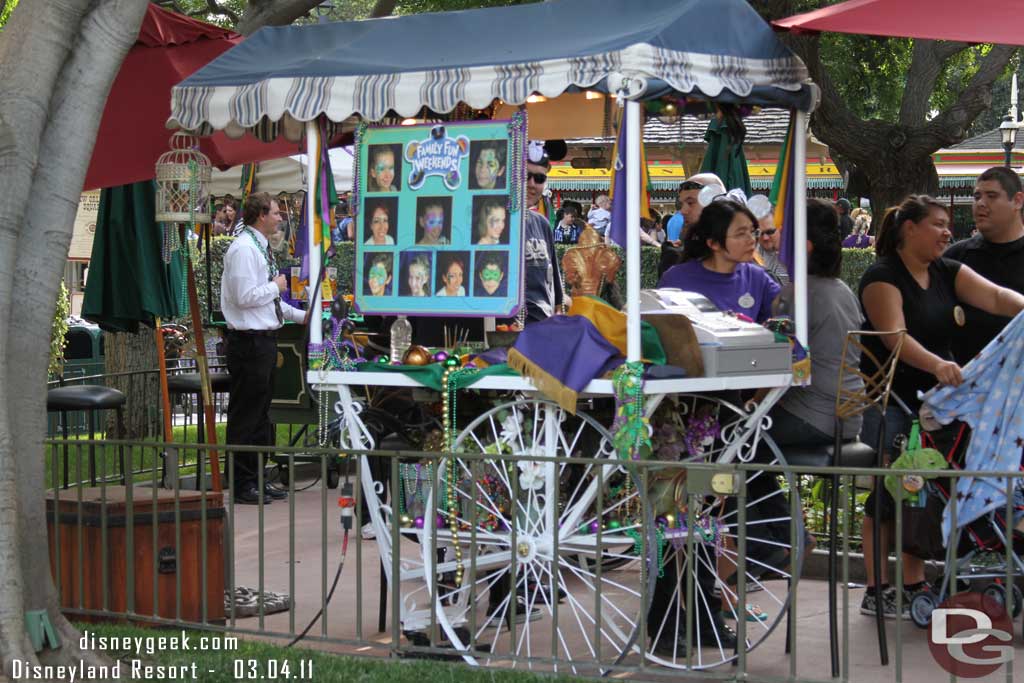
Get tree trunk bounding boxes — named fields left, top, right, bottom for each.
left=105, top=331, right=161, bottom=438
left=0, top=0, right=149, bottom=674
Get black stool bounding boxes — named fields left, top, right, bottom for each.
left=166, top=372, right=231, bottom=488
left=46, top=385, right=127, bottom=488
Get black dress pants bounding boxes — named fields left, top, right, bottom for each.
left=648, top=540, right=718, bottom=639
left=226, top=331, right=277, bottom=492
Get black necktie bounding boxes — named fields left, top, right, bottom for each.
left=269, top=248, right=284, bottom=326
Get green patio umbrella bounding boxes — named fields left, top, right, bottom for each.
left=699, top=112, right=752, bottom=196
left=82, top=181, right=185, bottom=332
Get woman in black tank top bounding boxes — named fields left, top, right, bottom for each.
left=856, top=195, right=1024, bottom=616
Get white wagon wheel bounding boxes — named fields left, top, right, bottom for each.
left=420, top=399, right=656, bottom=675
left=642, top=394, right=803, bottom=670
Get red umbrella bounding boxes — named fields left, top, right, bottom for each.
left=83, top=4, right=298, bottom=191
left=773, top=0, right=1024, bottom=46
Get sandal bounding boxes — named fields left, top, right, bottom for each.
left=723, top=603, right=769, bottom=623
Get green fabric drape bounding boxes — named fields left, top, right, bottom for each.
left=82, top=181, right=185, bottom=332
left=353, top=362, right=517, bottom=391
left=700, top=115, right=752, bottom=196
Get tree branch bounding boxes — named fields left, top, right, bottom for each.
left=154, top=0, right=187, bottom=14
left=924, top=44, right=1016, bottom=147
left=370, top=0, right=397, bottom=18
left=783, top=31, right=868, bottom=161
left=204, top=0, right=239, bottom=25
left=236, top=0, right=324, bottom=35
left=898, top=40, right=969, bottom=126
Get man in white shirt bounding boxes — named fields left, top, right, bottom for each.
left=221, top=192, right=306, bottom=504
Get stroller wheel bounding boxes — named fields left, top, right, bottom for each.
left=981, top=583, right=1023, bottom=619
left=910, top=591, right=937, bottom=629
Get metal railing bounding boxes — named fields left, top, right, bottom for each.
left=44, top=364, right=313, bottom=489
left=41, top=436, right=1024, bottom=682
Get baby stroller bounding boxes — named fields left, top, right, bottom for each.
left=904, top=423, right=1024, bottom=629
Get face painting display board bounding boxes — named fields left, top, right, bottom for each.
left=354, top=118, right=525, bottom=317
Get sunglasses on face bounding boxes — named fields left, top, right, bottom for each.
left=760, top=229, right=777, bottom=236
left=527, top=171, right=548, bottom=184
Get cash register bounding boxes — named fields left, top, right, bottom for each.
left=639, top=289, right=792, bottom=377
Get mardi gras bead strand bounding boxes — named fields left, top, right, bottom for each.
left=438, top=360, right=473, bottom=589
left=508, top=111, right=527, bottom=214
left=351, top=122, right=367, bottom=218
left=611, top=361, right=650, bottom=461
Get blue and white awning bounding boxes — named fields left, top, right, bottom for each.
left=169, top=0, right=817, bottom=140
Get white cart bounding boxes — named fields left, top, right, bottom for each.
left=169, top=0, right=818, bottom=671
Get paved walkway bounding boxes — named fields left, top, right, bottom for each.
left=225, top=484, right=1022, bottom=683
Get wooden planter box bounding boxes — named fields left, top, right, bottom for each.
left=47, top=486, right=224, bottom=624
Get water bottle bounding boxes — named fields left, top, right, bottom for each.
left=390, top=315, right=412, bottom=363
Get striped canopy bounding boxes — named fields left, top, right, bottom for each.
left=169, top=0, right=816, bottom=140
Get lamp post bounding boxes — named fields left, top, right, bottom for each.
left=1000, top=114, right=1018, bottom=167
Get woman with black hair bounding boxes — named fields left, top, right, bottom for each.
left=657, top=200, right=779, bottom=322
left=856, top=194, right=1024, bottom=617
left=719, top=200, right=865, bottom=625
left=772, top=198, right=864, bottom=444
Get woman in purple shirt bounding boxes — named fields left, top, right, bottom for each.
left=657, top=200, right=781, bottom=322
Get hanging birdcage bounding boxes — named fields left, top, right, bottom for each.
left=155, top=132, right=212, bottom=224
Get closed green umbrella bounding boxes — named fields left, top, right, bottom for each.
left=82, top=181, right=185, bottom=332
left=699, top=113, right=752, bottom=196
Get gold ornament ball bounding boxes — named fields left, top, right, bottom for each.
left=664, top=513, right=676, bottom=526
left=403, top=345, right=432, bottom=366
left=400, top=514, right=413, bottom=528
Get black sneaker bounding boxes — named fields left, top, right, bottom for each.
left=697, top=612, right=738, bottom=649
left=235, top=485, right=272, bottom=505
left=264, top=483, right=287, bottom=500
left=650, top=632, right=689, bottom=658
left=860, top=587, right=910, bottom=620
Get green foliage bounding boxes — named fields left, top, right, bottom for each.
left=0, top=0, right=18, bottom=29
left=819, top=34, right=913, bottom=122
left=49, top=281, right=70, bottom=377
left=968, top=61, right=1024, bottom=137
left=154, top=0, right=247, bottom=27
left=839, top=248, right=875, bottom=294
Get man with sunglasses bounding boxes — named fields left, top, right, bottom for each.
left=521, top=150, right=564, bottom=321
left=484, top=147, right=566, bottom=626
left=756, top=209, right=789, bottom=284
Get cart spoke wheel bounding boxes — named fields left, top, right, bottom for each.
left=642, top=395, right=802, bottom=670
left=421, top=399, right=655, bottom=675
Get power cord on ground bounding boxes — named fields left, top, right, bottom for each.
left=286, top=480, right=353, bottom=648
